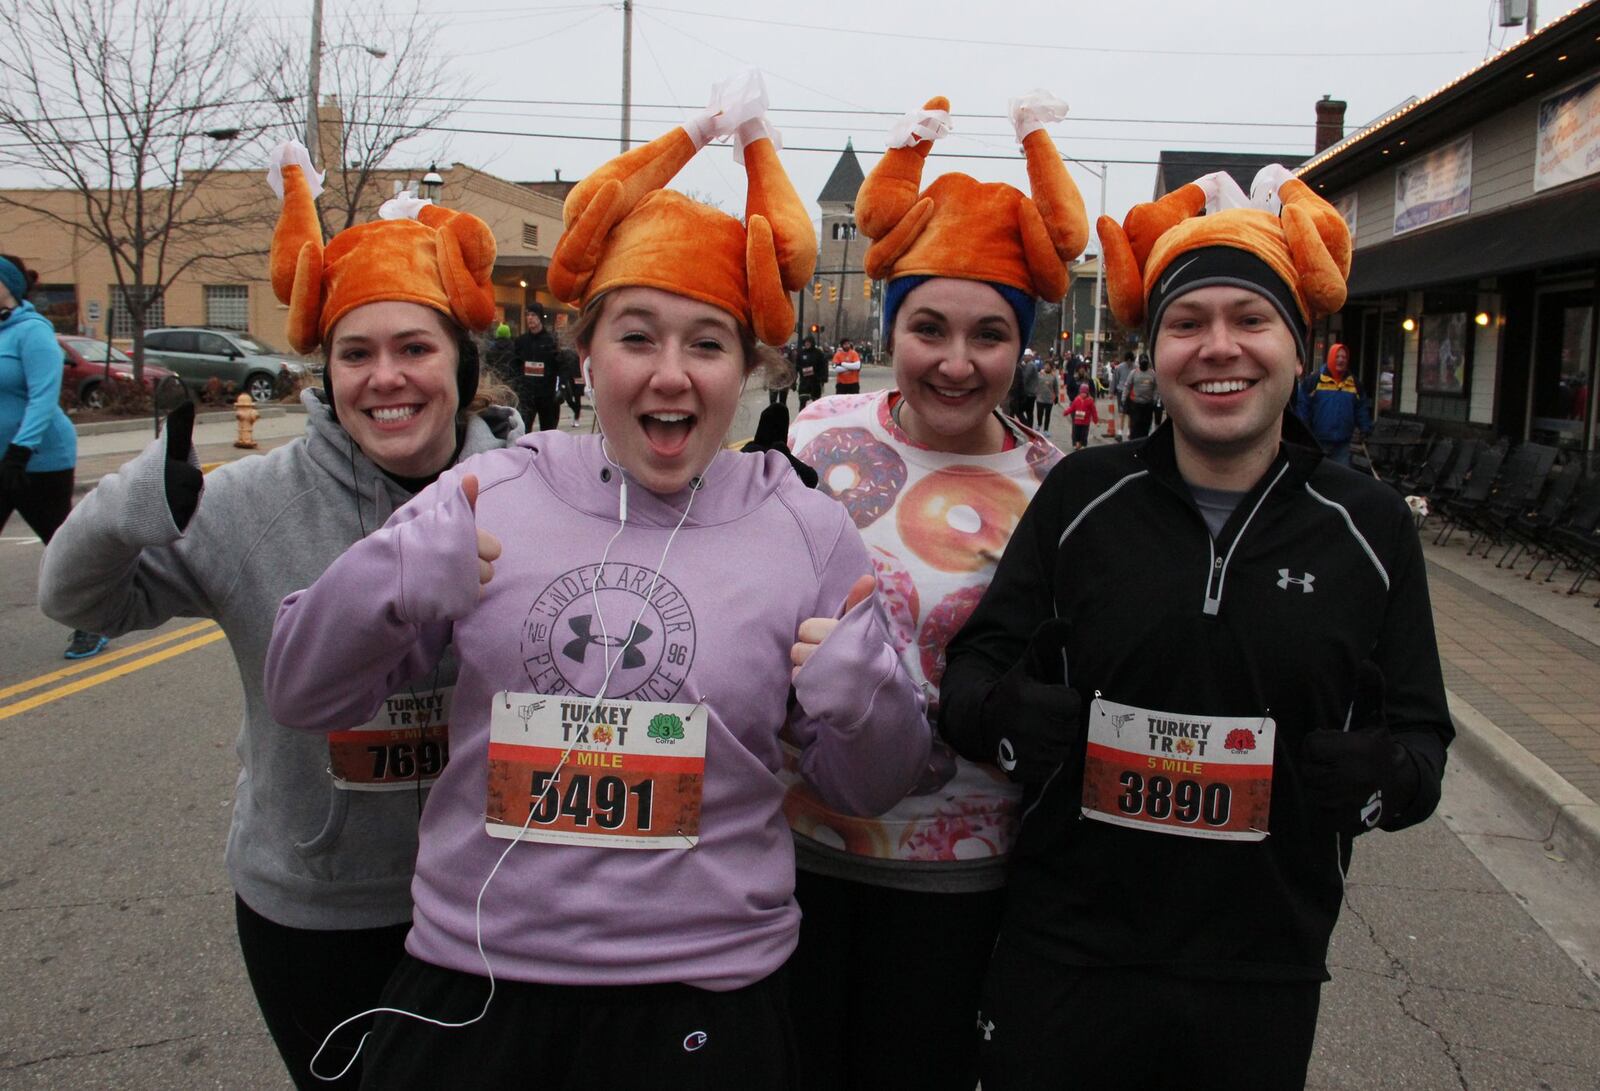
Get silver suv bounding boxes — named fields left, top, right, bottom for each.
left=142, top=327, right=312, bottom=403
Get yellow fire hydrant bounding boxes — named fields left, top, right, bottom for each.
left=233, top=393, right=259, bottom=449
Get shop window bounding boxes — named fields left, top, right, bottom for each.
left=204, top=284, right=249, bottom=330
left=32, top=284, right=78, bottom=333
left=1530, top=290, right=1595, bottom=450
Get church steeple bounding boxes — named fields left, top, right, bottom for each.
left=818, top=138, right=865, bottom=208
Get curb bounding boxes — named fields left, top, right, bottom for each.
left=1446, top=689, right=1600, bottom=878
left=73, top=404, right=305, bottom=437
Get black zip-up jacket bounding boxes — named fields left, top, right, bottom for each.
left=940, top=416, right=1451, bottom=981
left=511, top=329, right=561, bottom=403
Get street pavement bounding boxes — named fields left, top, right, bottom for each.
left=2, top=369, right=1598, bottom=1087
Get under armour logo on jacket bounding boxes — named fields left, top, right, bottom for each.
left=1276, top=569, right=1315, bottom=592
left=1361, top=789, right=1383, bottom=828
left=562, top=615, right=652, bottom=668
left=977, top=1017, right=995, bottom=1042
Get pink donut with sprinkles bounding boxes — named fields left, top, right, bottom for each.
left=797, top=427, right=908, bottom=529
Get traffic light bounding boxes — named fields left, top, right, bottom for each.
left=810, top=323, right=820, bottom=334
left=829, top=283, right=838, bottom=303
left=862, top=278, right=872, bottom=300
left=812, top=281, right=822, bottom=301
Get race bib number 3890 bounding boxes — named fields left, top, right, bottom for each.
left=1080, top=697, right=1275, bottom=842
left=485, top=693, right=704, bottom=850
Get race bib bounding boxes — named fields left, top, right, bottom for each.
left=485, top=693, right=705, bottom=850
left=1081, top=697, right=1274, bottom=841
left=523, top=360, right=546, bottom=377
left=327, top=687, right=452, bottom=791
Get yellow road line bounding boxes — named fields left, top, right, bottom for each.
left=0, top=629, right=228, bottom=722
left=726, top=436, right=753, bottom=450
left=0, top=620, right=220, bottom=702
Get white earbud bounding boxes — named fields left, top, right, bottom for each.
left=618, top=476, right=628, bottom=522
left=582, top=356, right=594, bottom=388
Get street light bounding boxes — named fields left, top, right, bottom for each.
left=305, top=0, right=388, bottom=168
left=420, top=165, right=444, bottom=203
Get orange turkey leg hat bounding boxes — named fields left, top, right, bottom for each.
left=859, top=92, right=1088, bottom=305
left=547, top=71, right=815, bottom=347
left=1096, top=164, right=1351, bottom=361
left=267, top=142, right=498, bottom=355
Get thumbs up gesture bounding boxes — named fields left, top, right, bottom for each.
left=461, top=474, right=502, bottom=594
left=790, top=574, right=875, bottom=680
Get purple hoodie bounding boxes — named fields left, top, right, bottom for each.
left=265, top=430, right=929, bottom=991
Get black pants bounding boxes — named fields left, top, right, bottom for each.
left=1035, top=402, right=1053, bottom=430
left=1013, top=400, right=1035, bottom=427
left=798, top=380, right=822, bottom=410
left=978, top=937, right=1321, bottom=1090
left=768, top=388, right=790, bottom=408
left=565, top=381, right=584, bottom=422
left=358, top=953, right=797, bottom=1089
left=790, top=870, right=1005, bottom=1091
left=835, top=381, right=859, bottom=397
left=1128, top=402, right=1154, bottom=438
left=0, top=466, right=74, bottom=542
left=233, top=895, right=411, bottom=1090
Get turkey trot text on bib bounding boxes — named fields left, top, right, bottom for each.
left=1080, top=696, right=1274, bottom=841
left=327, top=686, right=452, bottom=791
left=485, top=693, right=704, bottom=849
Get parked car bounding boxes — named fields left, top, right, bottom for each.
left=59, top=336, right=178, bottom=410
left=140, top=327, right=312, bottom=403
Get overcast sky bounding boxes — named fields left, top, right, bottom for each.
left=22, top=0, right=1598, bottom=249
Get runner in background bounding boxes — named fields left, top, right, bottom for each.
left=940, top=164, right=1452, bottom=1089
left=831, top=338, right=862, bottom=394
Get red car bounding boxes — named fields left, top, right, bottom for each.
left=58, top=336, right=178, bottom=409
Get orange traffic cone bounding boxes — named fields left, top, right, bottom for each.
left=1104, top=400, right=1118, bottom=439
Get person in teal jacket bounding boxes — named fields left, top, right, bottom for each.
left=1295, top=342, right=1372, bottom=467
left=0, top=254, right=107, bottom=659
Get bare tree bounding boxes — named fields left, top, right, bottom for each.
left=0, top=0, right=277, bottom=379
left=253, top=6, right=471, bottom=236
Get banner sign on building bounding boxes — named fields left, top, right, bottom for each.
left=1332, top=191, right=1358, bottom=234
left=1394, top=135, right=1473, bottom=234
left=1535, top=73, right=1600, bottom=192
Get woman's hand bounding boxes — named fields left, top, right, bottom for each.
left=461, top=474, right=502, bottom=593
left=790, top=574, right=874, bottom=680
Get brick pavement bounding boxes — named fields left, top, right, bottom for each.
left=1425, top=543, right=1600, bottom=805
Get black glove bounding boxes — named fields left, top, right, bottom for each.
left=977, top=618, right=1082, bottom=784
left=478, top=404, right=519, bottom=441
left=1, top=443, right=31, bottom=495
left=1300, top=662, right=1420, bottom=835
left=162, top=401, right=203, bottom=531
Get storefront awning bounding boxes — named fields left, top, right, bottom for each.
left=1347, top=180, right=1600, bottom=297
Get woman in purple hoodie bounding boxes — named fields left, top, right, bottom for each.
left=263, top=77, right=929, bottom=1088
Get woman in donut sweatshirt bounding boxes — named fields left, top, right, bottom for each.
left=783, top=92, right=1083, bottom=1091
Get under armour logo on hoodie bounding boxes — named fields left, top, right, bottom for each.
left=562, top=615, right=652, bottom=668
left=977, top=1017, right=995, bottom=1042
left=1277, top=569, right=1315, bottom=593
left=1361, top=790, right=1383, bottom=828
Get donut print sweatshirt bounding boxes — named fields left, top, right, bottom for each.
left=785, top=390, right=1061, bottom=892
left=265, top=430, right=929, bottom=990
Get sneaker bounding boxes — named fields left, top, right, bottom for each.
left=64, top=630, right=109, bottom=660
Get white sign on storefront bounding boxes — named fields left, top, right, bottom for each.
left=1535, top=73, right=1600, bottom=192
left=1394, top=135, right=1473, bottom=234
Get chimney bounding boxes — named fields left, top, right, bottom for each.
left=1314, top=95, right=1347, bottom=154
left=554, top=169, right=561, bottom=182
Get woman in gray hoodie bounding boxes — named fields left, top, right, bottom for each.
left=36, top=142, right=521, bottom=1090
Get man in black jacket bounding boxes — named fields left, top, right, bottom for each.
left=511, top=307, right=562, bottom=431
left=940, top=172, right=1452, bottom=1090
left=795, top=335, right=827, bottom=409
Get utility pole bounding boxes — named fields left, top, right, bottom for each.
left=833, top=213, right=851, bottom=338
left=620, top=0, right=633, bottom=151
left=1089, top=163, right=1108, bottom=375
left=306, top=0, right=324, bottom=167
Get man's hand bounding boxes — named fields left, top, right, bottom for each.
left=976, top=618, right=1082, bottom=784
left=1300, top=662, right=1418, bottom=834
left=162, top=401, right=204, bottom=531
left=791, top=574, right=874, bottom=680
left=461, top=474, right=502, bottom=594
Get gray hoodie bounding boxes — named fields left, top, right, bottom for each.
left=38, top=389, right=517, bottom=930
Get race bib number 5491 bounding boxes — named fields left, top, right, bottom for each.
left=1080, top=697, right=1274, bottom=842
left=485, top=693, right=704, bottom=850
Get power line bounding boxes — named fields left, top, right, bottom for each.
left=644, top=2, right=1488, bottom=59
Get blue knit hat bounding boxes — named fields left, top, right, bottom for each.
left=882, top=275, right=1037, bottom=360
left=0, top=256, right=28, bottom=302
